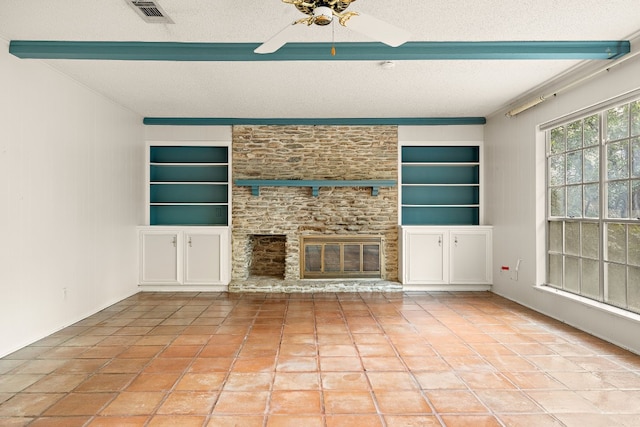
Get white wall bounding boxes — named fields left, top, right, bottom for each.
left=485, top=55, right=640, bottom=354
left=0, top=41, right=145, bottom=357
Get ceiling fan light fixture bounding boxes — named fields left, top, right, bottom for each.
left=313, top=6, right=334, bottom=26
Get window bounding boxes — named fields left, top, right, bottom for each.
left=546, top=98, right=640, bottom=314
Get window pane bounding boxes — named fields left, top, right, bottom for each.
left=584, top=114, right=599, bottom=146
left=550, top=187, right=566, bottom=217
left=632, top=138, right=640, bottom=178
left=343, top=245, right=360, bottom=271
left=632, top=179, right=640, bottom=219
left=605, top=263, right=627, bottom=307
left=324, top=245, right=340, bottom=272
left=549, top=254, right=563, bottom=287
left=629, top=224, right=640, bottom=266
left=549, top=221, right=563, bottom=252
left=607, top=141, right=629, bottom=180
left=305, top=245, right=322, bottom=272
left=582, top=222, right=599, bottom=259
left=550, top=126, right=566, bottom=154
left=584, top=183, right=599, bottom=218
left=567, top=120, right=583, bottom=150
left=583, top=146, right=600, bottom=182
left=565, top=222, right=580, bottom=256
left=607, top=223, right=626, bottom=263
left=566, top=151, right=583, bottom=184
left=607, top=181, right=628, bottom=218
left=567, top=186, right=582, bottom=218
left=606, top=104, right=629, bottom=141
left=631, top=100, right=640, bottom=137
left=628, top=267, right=640, bottom=313
left=549, top=155, right=565, bottom=186
left=363, top=245, right=380, bottom=271
left=565, top=257, right=580, bottom=293
left=581, top=259, right=600, bottom=300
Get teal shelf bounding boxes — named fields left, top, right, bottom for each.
left=150, top=205, right=228, bottom=226
left=150, top=146, right=228, bottom=163
left=150, top=184, right=228, bottom=203
left=402, top=146, right=479, bottom=163
left=402, top=207, right=479, bottom=225
left=234, top=179, right=397, bottom=197
left=402, top=165, right=479, bottom=185
left=150, top=165, right=228, bottom=182
left=402, top=185, right=479, bottom=205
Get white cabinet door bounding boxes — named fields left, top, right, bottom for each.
left=449, top=229, right=492, bottom=284
left=140, top=231, right=180, bottom=284
left=403, top=229, right=448, bottom=284
left=184, top=232, right=221, bottom=284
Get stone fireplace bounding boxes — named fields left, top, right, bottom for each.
left=230, top=125, right=400, bottom=292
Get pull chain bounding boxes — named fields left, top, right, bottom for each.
left=331, top=19, right=336, bottom=56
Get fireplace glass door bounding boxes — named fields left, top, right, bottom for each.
left=301, top=236, right=382, bottom=279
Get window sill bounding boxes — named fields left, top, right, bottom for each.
left=534, top=284, right=640, bottom=323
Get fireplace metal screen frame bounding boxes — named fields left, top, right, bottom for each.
left=300, top=234, right=384, bottom=279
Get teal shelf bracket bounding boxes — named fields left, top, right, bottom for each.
left=234, top=179, right=396, bottom=197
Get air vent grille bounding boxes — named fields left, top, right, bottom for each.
left=127, top=0, right=174, bottom=23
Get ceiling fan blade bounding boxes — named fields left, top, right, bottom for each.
left=254, top=21, right=306, bottom=54
left=343, top=12, right=410, bottom=47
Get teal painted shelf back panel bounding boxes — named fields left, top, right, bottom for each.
left=402, top=207, right=479, bottom=225
left=402, top=185, right=479, bottom=205
left=150, top=165, right=228, bottom=182
left=402, top=165, right=479, bottom=185
left=150, top=205, right=228, bottom=226
left=150, top=184, right=228, bottom=203
left=150, top=146, right=228, bottom=163
left=401, top=146, right=479, bottom=163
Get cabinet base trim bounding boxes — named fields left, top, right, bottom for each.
left=138, top=284, right=229, bottom=292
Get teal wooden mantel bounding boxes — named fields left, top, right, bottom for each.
left=234, top=179, right=397, bottom=197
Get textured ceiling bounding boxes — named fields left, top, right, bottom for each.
left=1, top=0, right=640, bottom=119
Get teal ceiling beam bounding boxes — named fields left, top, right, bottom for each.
left=10, top=40, right=629, bottom=61
left=142, top=117, right=487, bottom=126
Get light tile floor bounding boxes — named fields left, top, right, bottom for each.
left=1, top=291, right=640, bottom=426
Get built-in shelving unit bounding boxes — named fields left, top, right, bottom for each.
left=234, top=179, right=396, bottom=197
left=148, top=145, right=229, bottom=226
left=401, top=146, right=480, bottom=225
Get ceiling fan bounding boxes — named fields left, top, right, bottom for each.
left=254, top=0, right=410, bottom=54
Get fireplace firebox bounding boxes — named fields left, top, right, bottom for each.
left=300, top=235, right=383, bottom=279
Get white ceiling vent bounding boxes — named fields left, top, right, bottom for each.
left=127, top=0, right=174, bottom=24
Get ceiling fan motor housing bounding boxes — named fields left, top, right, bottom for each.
left=293, top=0, right=354, bottom=17
left=313, top=6, right=333, bottom=25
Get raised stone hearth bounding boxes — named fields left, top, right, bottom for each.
left=231, top=125, right=400, bottom=292
left=228, top=277, right=402, bottom=293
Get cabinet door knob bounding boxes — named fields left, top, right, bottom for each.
left=438, top=237, right=442, bottom=246
left=171, top=237, right=177, bottom=247
left=188, top=237, right=192, bottom=247
left=454, top=236, right=458, bottom=246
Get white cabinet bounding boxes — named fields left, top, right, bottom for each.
left=400, top=226, right=492, bottom=289
left=138, top=226, right=230, bottom=289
